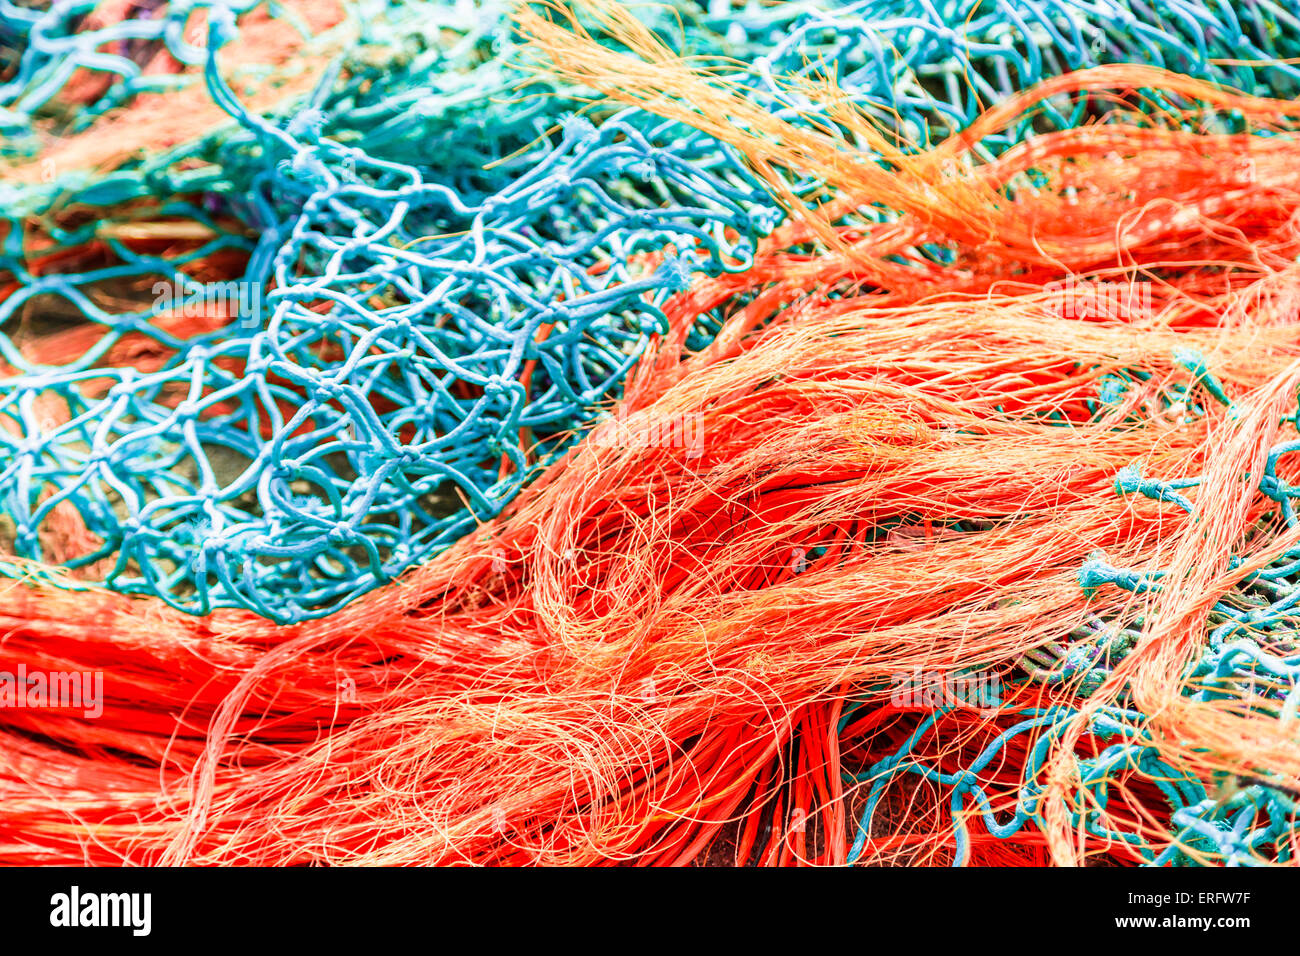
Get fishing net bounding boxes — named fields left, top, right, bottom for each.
left=5, top=0, right=1300, bottom=869
left=7, top=0, right=1300, bottom=620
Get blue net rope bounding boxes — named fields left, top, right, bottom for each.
left=846, top=404, right=1300, bottom=866
left=847, top=702, right=1300, bottom=866
left=4, top=0, right=1300, bottom=626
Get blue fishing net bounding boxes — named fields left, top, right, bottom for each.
left=852, top=628, right=1300, bottom=867
left=848, top=700, right=1300, bottom=866
left=846, top=387, right=1300, bottom=866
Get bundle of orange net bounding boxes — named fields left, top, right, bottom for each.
left=4, top=2, right=1300, bottom=866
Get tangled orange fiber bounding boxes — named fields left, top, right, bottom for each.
left=6, top=7, right=1300, bottom=864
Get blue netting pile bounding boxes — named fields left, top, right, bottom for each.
left=3, top=0, right=1300, bottom=625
